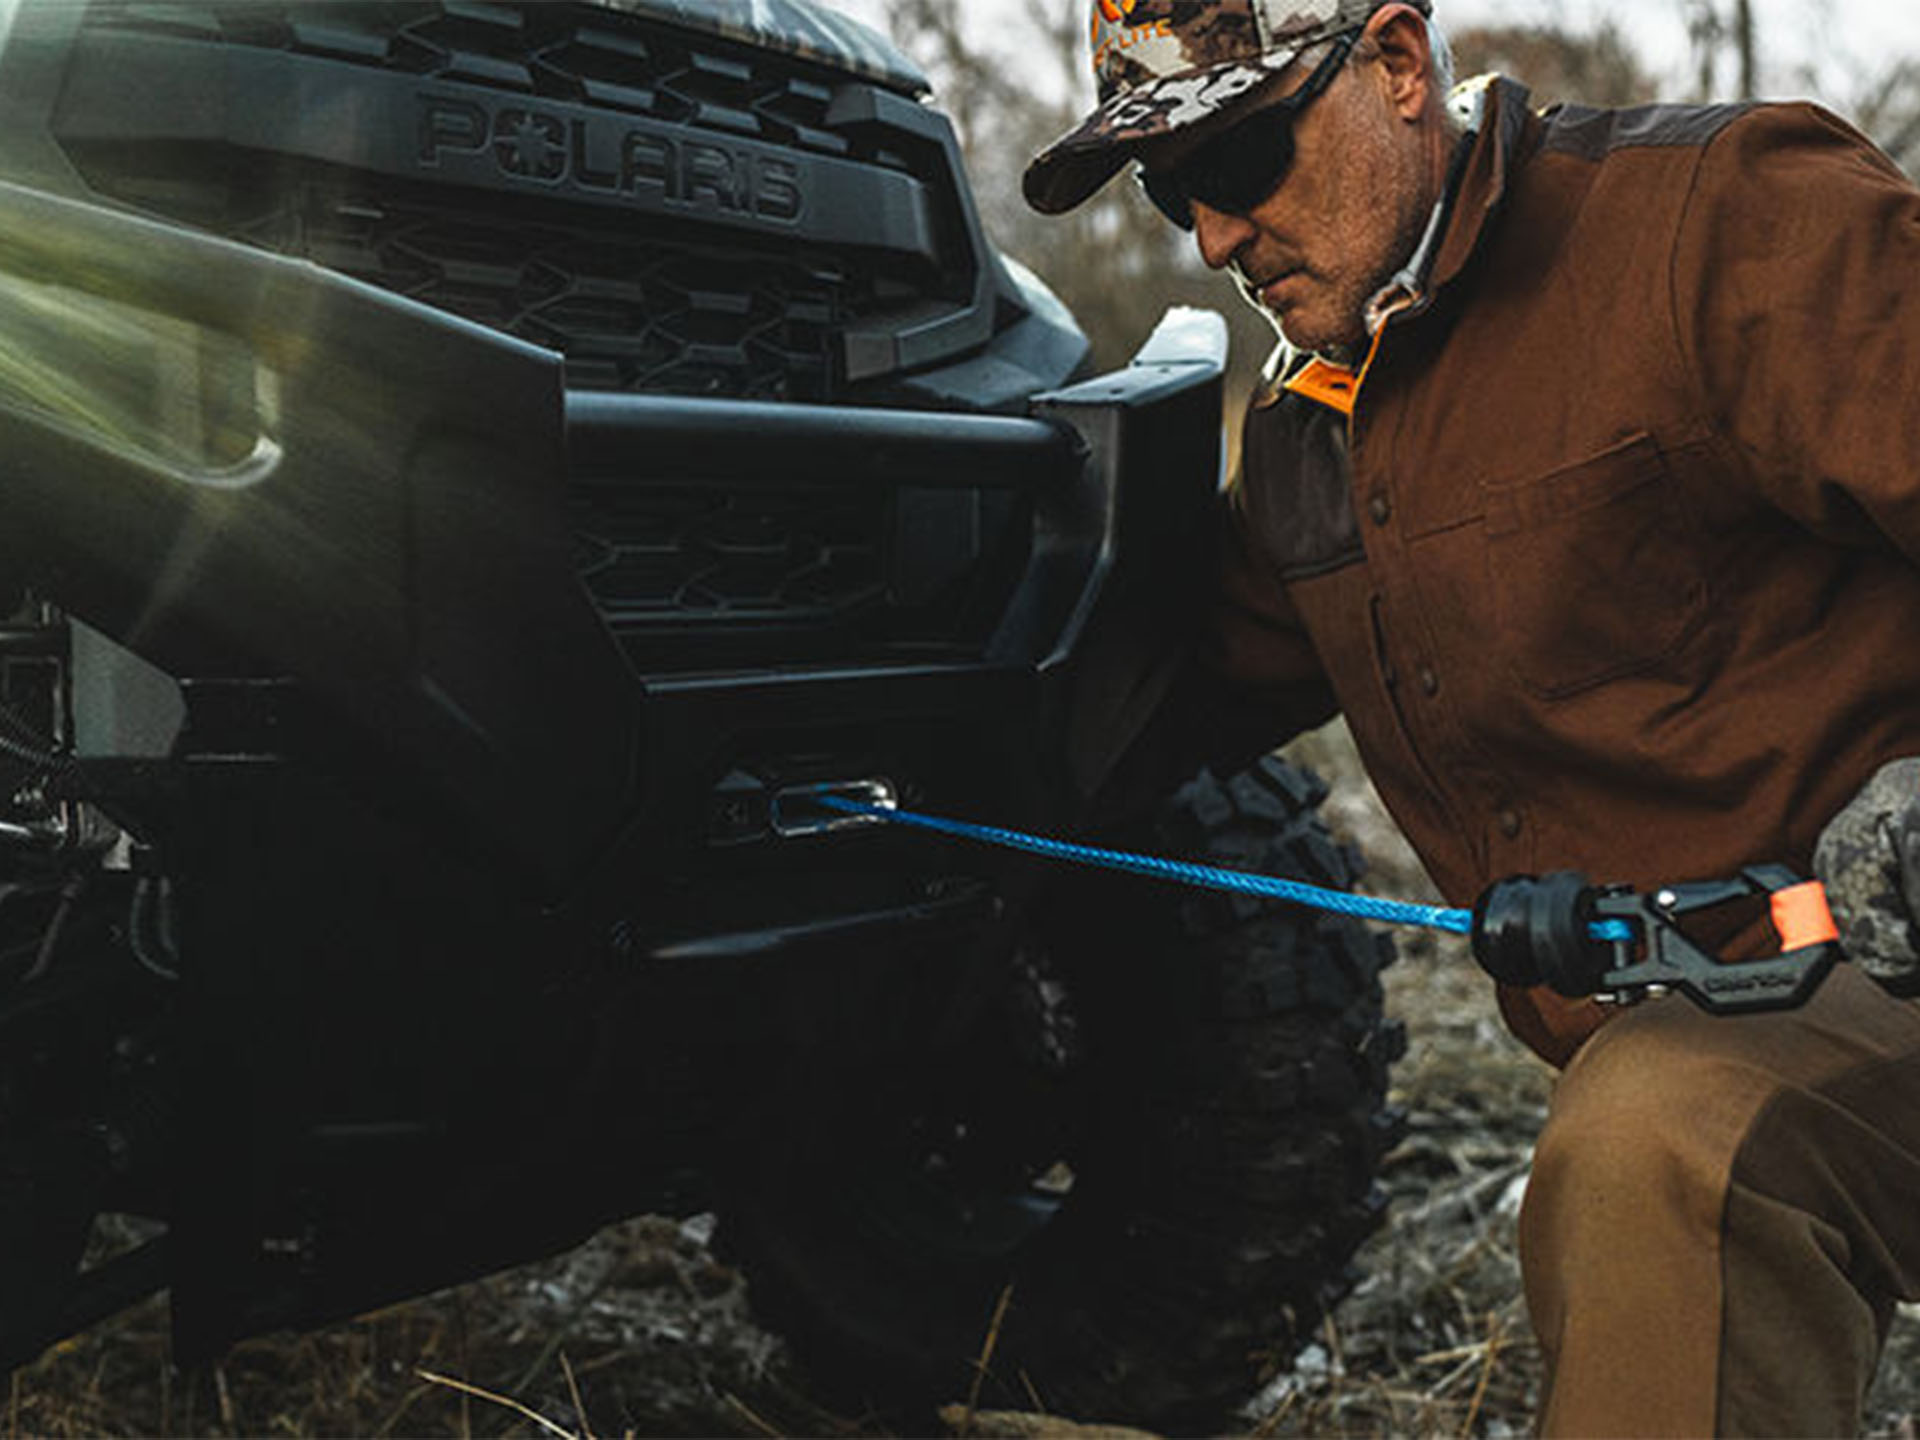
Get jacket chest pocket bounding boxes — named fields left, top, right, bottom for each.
left=1480, top=433, right=1709, bottom=698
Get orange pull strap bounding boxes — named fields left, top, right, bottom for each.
left=1770, top=881, right=1840, bottom=951
left=1283, top=357, right=1360, bottom=416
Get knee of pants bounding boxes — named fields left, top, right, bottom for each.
left=1520, top=1003, right=1783, bottom=1292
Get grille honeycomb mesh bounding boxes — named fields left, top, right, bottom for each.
left=569, top=481, right=885, bottom=624
left=70, top=1, right=947, bottom=401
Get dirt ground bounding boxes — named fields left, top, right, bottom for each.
left=8, top=733, right=1919, bottom=1437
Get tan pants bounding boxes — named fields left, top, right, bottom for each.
left=1521, top=963, right=1920, bottom=1436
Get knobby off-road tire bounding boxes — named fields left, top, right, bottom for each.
left=717, top=756, right=1406, bottom=1432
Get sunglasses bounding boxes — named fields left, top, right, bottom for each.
left=1135, top=29, right=1359, bottom=231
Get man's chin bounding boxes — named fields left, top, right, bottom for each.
left=1274, top=311, right=1365, bottom=359
left=1233, top=278, right=1363, bottom=357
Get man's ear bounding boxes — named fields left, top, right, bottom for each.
left=1365, top=4, right=1435, bottom=121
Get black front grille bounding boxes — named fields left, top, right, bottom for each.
left=558, top=395, right=1074, bottom=670
left=572, top=481, right=885, bottom=622
left=58, top=1, right=974, bottom=402
left=231, top=186, right=894, bottom=399
left=75, top=1, right=912, bottom=162
left=571, top=479, right=1029, bottom=670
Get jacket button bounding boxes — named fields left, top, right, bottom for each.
left=1498, top=809, right=1522, bottom=839
left=1418, top=664, right=1439, bottom=696
left=1368, top=493, right=1391, bottom=526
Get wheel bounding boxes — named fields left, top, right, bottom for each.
left=715, top=755, right=1406, bottom=1431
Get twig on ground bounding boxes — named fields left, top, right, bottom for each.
left=1248, top=1381, right=1300, bottom=1438
left=1424, top=1351, right=1486, bottom=1401
left=416, top=1367, right=576, bottom=1440
left=559, top=1351, right=594, bottom=1440
left=567, top=1351, right=630, bottom=1379
left=723, top=1390, right=784, bottom=1438
left=957, top=1281, right=1017, bottom=1434
left=456, top=1292, right=473, bottom=1440
left=1459, top=1315, right=1508, bottom=1439
left=1414, top=1337, right=1512, bottom=1369
left=214, top=1363, right=236, bottom=1432
left=1322, top=1311, right=1347, bottom=1378
left=372, top=1379, right=433, bottom=1439
left=1398, top=1163, right=1530, bottom=1231
left=1019, top=1368, right=1048, bottom=1415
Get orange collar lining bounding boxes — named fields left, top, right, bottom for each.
left=1282, top=357, right=1360, bottom=416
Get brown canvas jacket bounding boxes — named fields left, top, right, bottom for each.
left=1213, top=78, right=1920, bottom=1063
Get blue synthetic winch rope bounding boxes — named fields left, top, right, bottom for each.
left=810, top=792, right=1636, bottom=945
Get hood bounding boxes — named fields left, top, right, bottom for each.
left=579, top=0, right=928, bottom=96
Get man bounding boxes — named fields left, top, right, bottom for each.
left=1023, top=0, right=1920, bottom=1433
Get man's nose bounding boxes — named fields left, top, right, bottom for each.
left=1191, top=202, right=1256, bottom=270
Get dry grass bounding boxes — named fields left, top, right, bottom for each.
left=1228, top=937, right=1550, bottom=1440
left=8, top=725, right=1919, bottom=1436
left=3, top=1214, right=839, bottom=1439
left=12, top=955, right=1919, bottom=1438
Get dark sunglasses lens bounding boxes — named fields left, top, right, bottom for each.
left=1221, top=120, right=1296, bottom=209
left=1137, top=167, right=1194, bottom=229
left=1191, top=110, right=1295, bottom=214
left=1138, top=106, right=1293, bottom=230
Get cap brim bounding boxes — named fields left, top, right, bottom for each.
left=1022, top=48, right=1305, bottom=215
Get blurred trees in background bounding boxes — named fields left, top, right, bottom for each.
left=1685, top=0, right=1756, bottom=100
left=1682, top=0, right=1916, bottom=169
left=863, top=0, right=1915, bottom=386
left=1450, top=23, right=1656, bottom=107
left=1849, top=63, right=1920, bottom=173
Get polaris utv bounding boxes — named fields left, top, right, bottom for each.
left=0, top=0, right=1402, bottom=1426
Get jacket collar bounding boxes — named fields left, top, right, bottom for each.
left=1266, top=75, right=1536, bottom=409
left=1428, top=75, right=1535, bottom=295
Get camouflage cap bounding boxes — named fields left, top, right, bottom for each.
left=1024, top=0, right=1430, bottom=215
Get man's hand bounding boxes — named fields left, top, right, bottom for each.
left=1814, top=758, right=1920, bottom=996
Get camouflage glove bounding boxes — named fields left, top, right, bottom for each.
left=1813, top=757, right=1920, bottom=996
